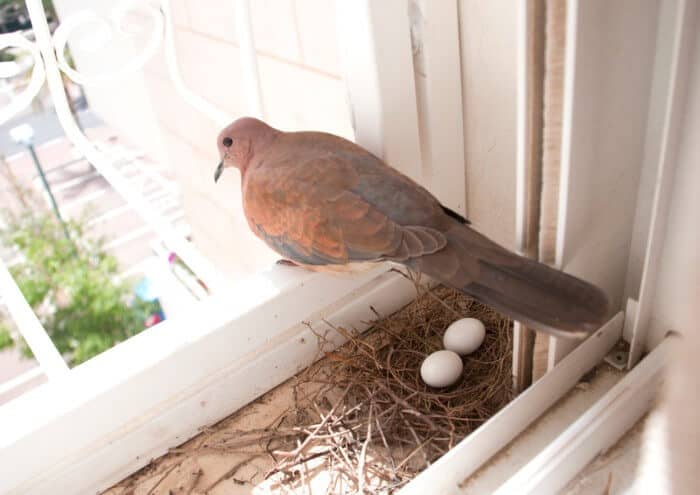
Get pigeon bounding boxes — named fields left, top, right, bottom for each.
left=214, top=117, right=609, bottom=337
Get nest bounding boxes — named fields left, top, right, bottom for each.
left=110, top=283, right=513, bottom=495
left=260, top=284, right=513, bottom=493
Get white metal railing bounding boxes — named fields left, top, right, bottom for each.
left=0, top=263, right=68, bottom=378
left=51, top=1, right=164, bottom=86
left=159, top=0, right=231, bottom=127
left=0, top=0, right=264, bottom=381
left=0, top=33, right=45, bottom=124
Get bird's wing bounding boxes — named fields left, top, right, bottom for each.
left=243, top=150, right=447, bottom=266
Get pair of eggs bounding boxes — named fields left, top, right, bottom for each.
left=420, top=318, right=485, bottom=388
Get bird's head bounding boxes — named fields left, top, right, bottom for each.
left=214, top=117, right=277, bottom=182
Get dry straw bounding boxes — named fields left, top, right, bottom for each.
left=114, top=280, right=513, bottom=494
left=261, top=279, right=513, bottom=493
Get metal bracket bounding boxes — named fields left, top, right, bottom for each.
left=604, top=340, right=630, bottom=371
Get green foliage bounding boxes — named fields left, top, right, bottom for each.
left=0, top=0, right=21, bottom=9
left=0, top=50, right=15, bottom=63
left=0, top=323, right=13, bottom=351
left=0, top=0, right=57, bottom=27
left=0, top=0, right=55, bottom=14
left=0, top=212, right=158, bottom=366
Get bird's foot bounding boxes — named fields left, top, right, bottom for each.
left=276, top=258, right=299, bottom=267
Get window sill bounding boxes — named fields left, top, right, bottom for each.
left=0, top=264, right=418, bottom=494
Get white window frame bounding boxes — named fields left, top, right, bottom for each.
left=0, top=0, right=690, bottom=493
left=408, top=0, right=694, bottom=492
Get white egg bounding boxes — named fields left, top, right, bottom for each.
left=443, top=318, right=486, bottom=355
left=420, top=350, right=463, bottom=388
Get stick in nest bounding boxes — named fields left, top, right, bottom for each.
left=117, top=285, right=513, bottom=495
left=263, top=285, right=513, bottom=493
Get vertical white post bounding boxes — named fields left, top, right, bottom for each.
left=234, top=0, right=265, bottom=120
left=0, top=262, right=68, bottom=378
left=335, top=0, right=423, bottom=183
left=548, top=0, right=584, bottom=367
left=411, top=0, right=466, bottom=214
left=548, top=0, right=664, bottom=367
left=513, top=0, right=544, bottom=390
left=628, top=0, right=696, bottom=367
left=515, top=0, right=544, bottom=260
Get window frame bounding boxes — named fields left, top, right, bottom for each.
left=1, top=0, right=688, bottom=492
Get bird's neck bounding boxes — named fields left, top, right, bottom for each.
left=241, top=130, right=280, bottom=174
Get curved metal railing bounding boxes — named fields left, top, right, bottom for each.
left=0, top=0, right=263, bottom=380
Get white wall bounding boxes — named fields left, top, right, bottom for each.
left=458, top=0, right=518, bottom=250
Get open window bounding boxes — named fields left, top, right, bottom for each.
left=0, top=1, right=697, bottom=493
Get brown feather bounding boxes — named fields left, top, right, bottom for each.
left=217, top=118, right=611, bottom=337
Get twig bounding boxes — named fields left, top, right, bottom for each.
left=395, top=436, right=435, bottom=471
left=374, top=413, right=397, bottom=473
left=117, top=287, right=513, bottom=495
left=144, top=462, right=178, bottom=495
left=278, top=384, right=352, bottom=459
left=203, top=456, right=259, bottom=493
left=357, top=404, right=373, bottom=493
left=184, top=467, right=203, bottom=495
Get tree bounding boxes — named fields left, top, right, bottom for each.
left=0, top=210, right=158, bottom=366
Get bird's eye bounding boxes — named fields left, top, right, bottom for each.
left=222, top=137, right=233, bottom=147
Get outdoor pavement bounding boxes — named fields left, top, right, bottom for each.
left=0, top=108, right=195, bottom=404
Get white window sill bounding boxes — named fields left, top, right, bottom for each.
left=0, top=263, right=420, bottom=494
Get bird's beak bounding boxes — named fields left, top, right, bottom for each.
left=214, top=161, right=224, bottom=183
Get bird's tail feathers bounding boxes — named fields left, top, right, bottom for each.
left=408, top=225, right=610, bottom=338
